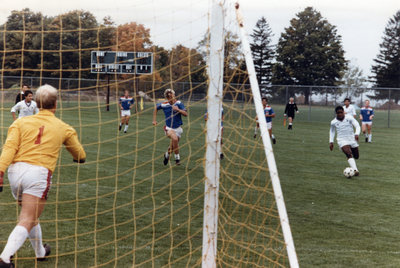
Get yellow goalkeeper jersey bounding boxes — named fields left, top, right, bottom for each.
left=0, top=109, right=86, bottom=173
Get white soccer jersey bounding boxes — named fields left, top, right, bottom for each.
left=329, top=115, right=360, bottom=145
left=11, top=100, right=39, bottom=118
left=343, top=104, right=356, bottom=117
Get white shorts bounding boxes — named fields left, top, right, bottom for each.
left=337, top=138, right=359, bottom=149
left=121, top=110, right=131, bottom=117
left=256, top=121, right=272, bottom=130
left=362, top=121, right=372, bottom=126
left=7, top=162, right=52, bottom=201
left=164, top=126, right=183, bottom=138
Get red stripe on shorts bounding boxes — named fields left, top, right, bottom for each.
left=41, top=170, right=52, bottom=200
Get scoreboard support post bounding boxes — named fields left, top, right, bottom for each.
left=90, top=51, right=153, bottom=112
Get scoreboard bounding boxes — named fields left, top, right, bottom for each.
left=91, top=51, right=153, bottom=74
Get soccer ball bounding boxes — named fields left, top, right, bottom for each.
left=343, top=167, right=355, bottom=178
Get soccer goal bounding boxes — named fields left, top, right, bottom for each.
left=0, top=1, right=298, bottom=267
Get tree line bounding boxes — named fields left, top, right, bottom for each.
left=0, top=7, right=399, bottom=103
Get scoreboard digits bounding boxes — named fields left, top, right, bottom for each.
left=91, top=51, right=153, bottom=74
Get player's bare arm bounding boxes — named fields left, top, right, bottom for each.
left=152, top=108, right=158, bottom=125
left=172, top=105, right=187, bottom=116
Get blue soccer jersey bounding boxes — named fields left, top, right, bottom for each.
left=264, top=105, right=274, bottom=123
left=360, top=106, right=374, bottom=122
left=157, top=100, right=186, bottom=128
left=120, top=96, right=134, bottom=110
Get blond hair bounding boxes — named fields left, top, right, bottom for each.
left=35, top=84, right=58, bottom=109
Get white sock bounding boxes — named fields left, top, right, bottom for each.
left=29, top=224, right=46, bottom=258
left=254, top=127, right=258, bottom=135
left=365, top=133, right=368, bottom=138
left=124, top=125, right=129, bottom=132
left=289, top=123, right=293, bottom=126
left=0, top=225, right=29, bottom=263
left=165, top=151, right=169, bottom=159
left=119, top=123, right=122, bottom=126
left=348, top=158, right=358, bottom=171
left=271, top=134, right=275, bottom=139
left=368, top=134, right=372, bottom=142
left=175, top=154, right=180, bottom=160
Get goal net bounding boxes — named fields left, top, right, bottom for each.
left=0, top=1, right=297, bottom=267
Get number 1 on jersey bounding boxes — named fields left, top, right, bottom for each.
left=35, top=126, right=45, bottom=144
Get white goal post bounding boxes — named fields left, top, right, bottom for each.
left=202, top=1, right=299, bottom=267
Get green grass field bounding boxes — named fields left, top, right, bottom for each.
left=0, top=100, right=399, bottom=267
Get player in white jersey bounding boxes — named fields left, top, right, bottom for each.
left=343, top=97, right=356, bottom=119
left=329, top=106, right=361, bottom=176
left=11, top=90, right=39, bottom=121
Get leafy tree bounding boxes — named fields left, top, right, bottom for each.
left=272, top=7, right=347, bottom=103
left=371, top=10, right=400, bottom=103
left=250, top=16, right=275, bottom=93
left=0, top=8, right=51, bottom=77
left=114, top=22, right=152, bottom=52
left=341, top=62, right=367, bottom=98
left=48, top=10, right=102, bottom=79
left=197, top=30, right=244, bottom=83
left=168, top=44, right=207, bottom=84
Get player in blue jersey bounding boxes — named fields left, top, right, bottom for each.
left=359, top=99, right=374, bottom=143
left=254, top=97, right=276, bottom=144
left=153, top=89, right=188, bottom=165
left=204, top=107, right=224, bottom=159
left=119, top=90, right=135, bottom=133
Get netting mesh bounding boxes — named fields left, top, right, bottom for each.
left=0, top=3, right=290, bottom=267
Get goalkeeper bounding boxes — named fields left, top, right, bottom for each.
left=0, top=85, right=86, bottom=267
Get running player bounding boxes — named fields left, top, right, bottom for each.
left=329, top=106, right=360, bottom=176
left=153, top=89, right=187, bottom=165
left=343, top=97, right=356, bottom=119
left=119, top=90, right=135, bottom=133
left=284, top=97, right=299, bottom=130
left=11, top=90, right=39, bottom=121
left=359, top=99, right=374, bottom=143
left=254, top=97, right=276, bottom=144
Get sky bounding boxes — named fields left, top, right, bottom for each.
left=0, top=0, right=399, bottom=77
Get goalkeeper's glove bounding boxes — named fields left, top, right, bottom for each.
left=0, top=171, right=4, bottom=192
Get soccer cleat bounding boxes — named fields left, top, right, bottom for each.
left=354, top=170, right=360, bottom=177
left=124, top=131, right=127, bottom=133
left=288, top=125, right=292, bottom=130
left=163, top=153, right=169, bottom=165
left=37, top=244, right=51, bottom=261
left=365, top=137, right=368, bottom=143
left=0, top=260, right=14, bottom=268
left=272, top=138, right=276, bottom=144
left=253, top=134, right=257, bottom=139
left=175, top=159, right=181, bottom=165
left=119, top=125, right=122, bottom=131
left=220, top=153, right=224, bottom=159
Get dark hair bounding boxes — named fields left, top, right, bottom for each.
left=335, top=106, right=344, bottom=113
left=262, top=97, right=268, bottom=102
left=344, top=97, right=350, bottom=102
left=24, top=90, right=33, bottom=96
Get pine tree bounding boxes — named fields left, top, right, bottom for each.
left=272, top=7, right=347, bottom=103
left=250, top=17, right=275, bottom=94
left=371, top=10, right=400, bottom=103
